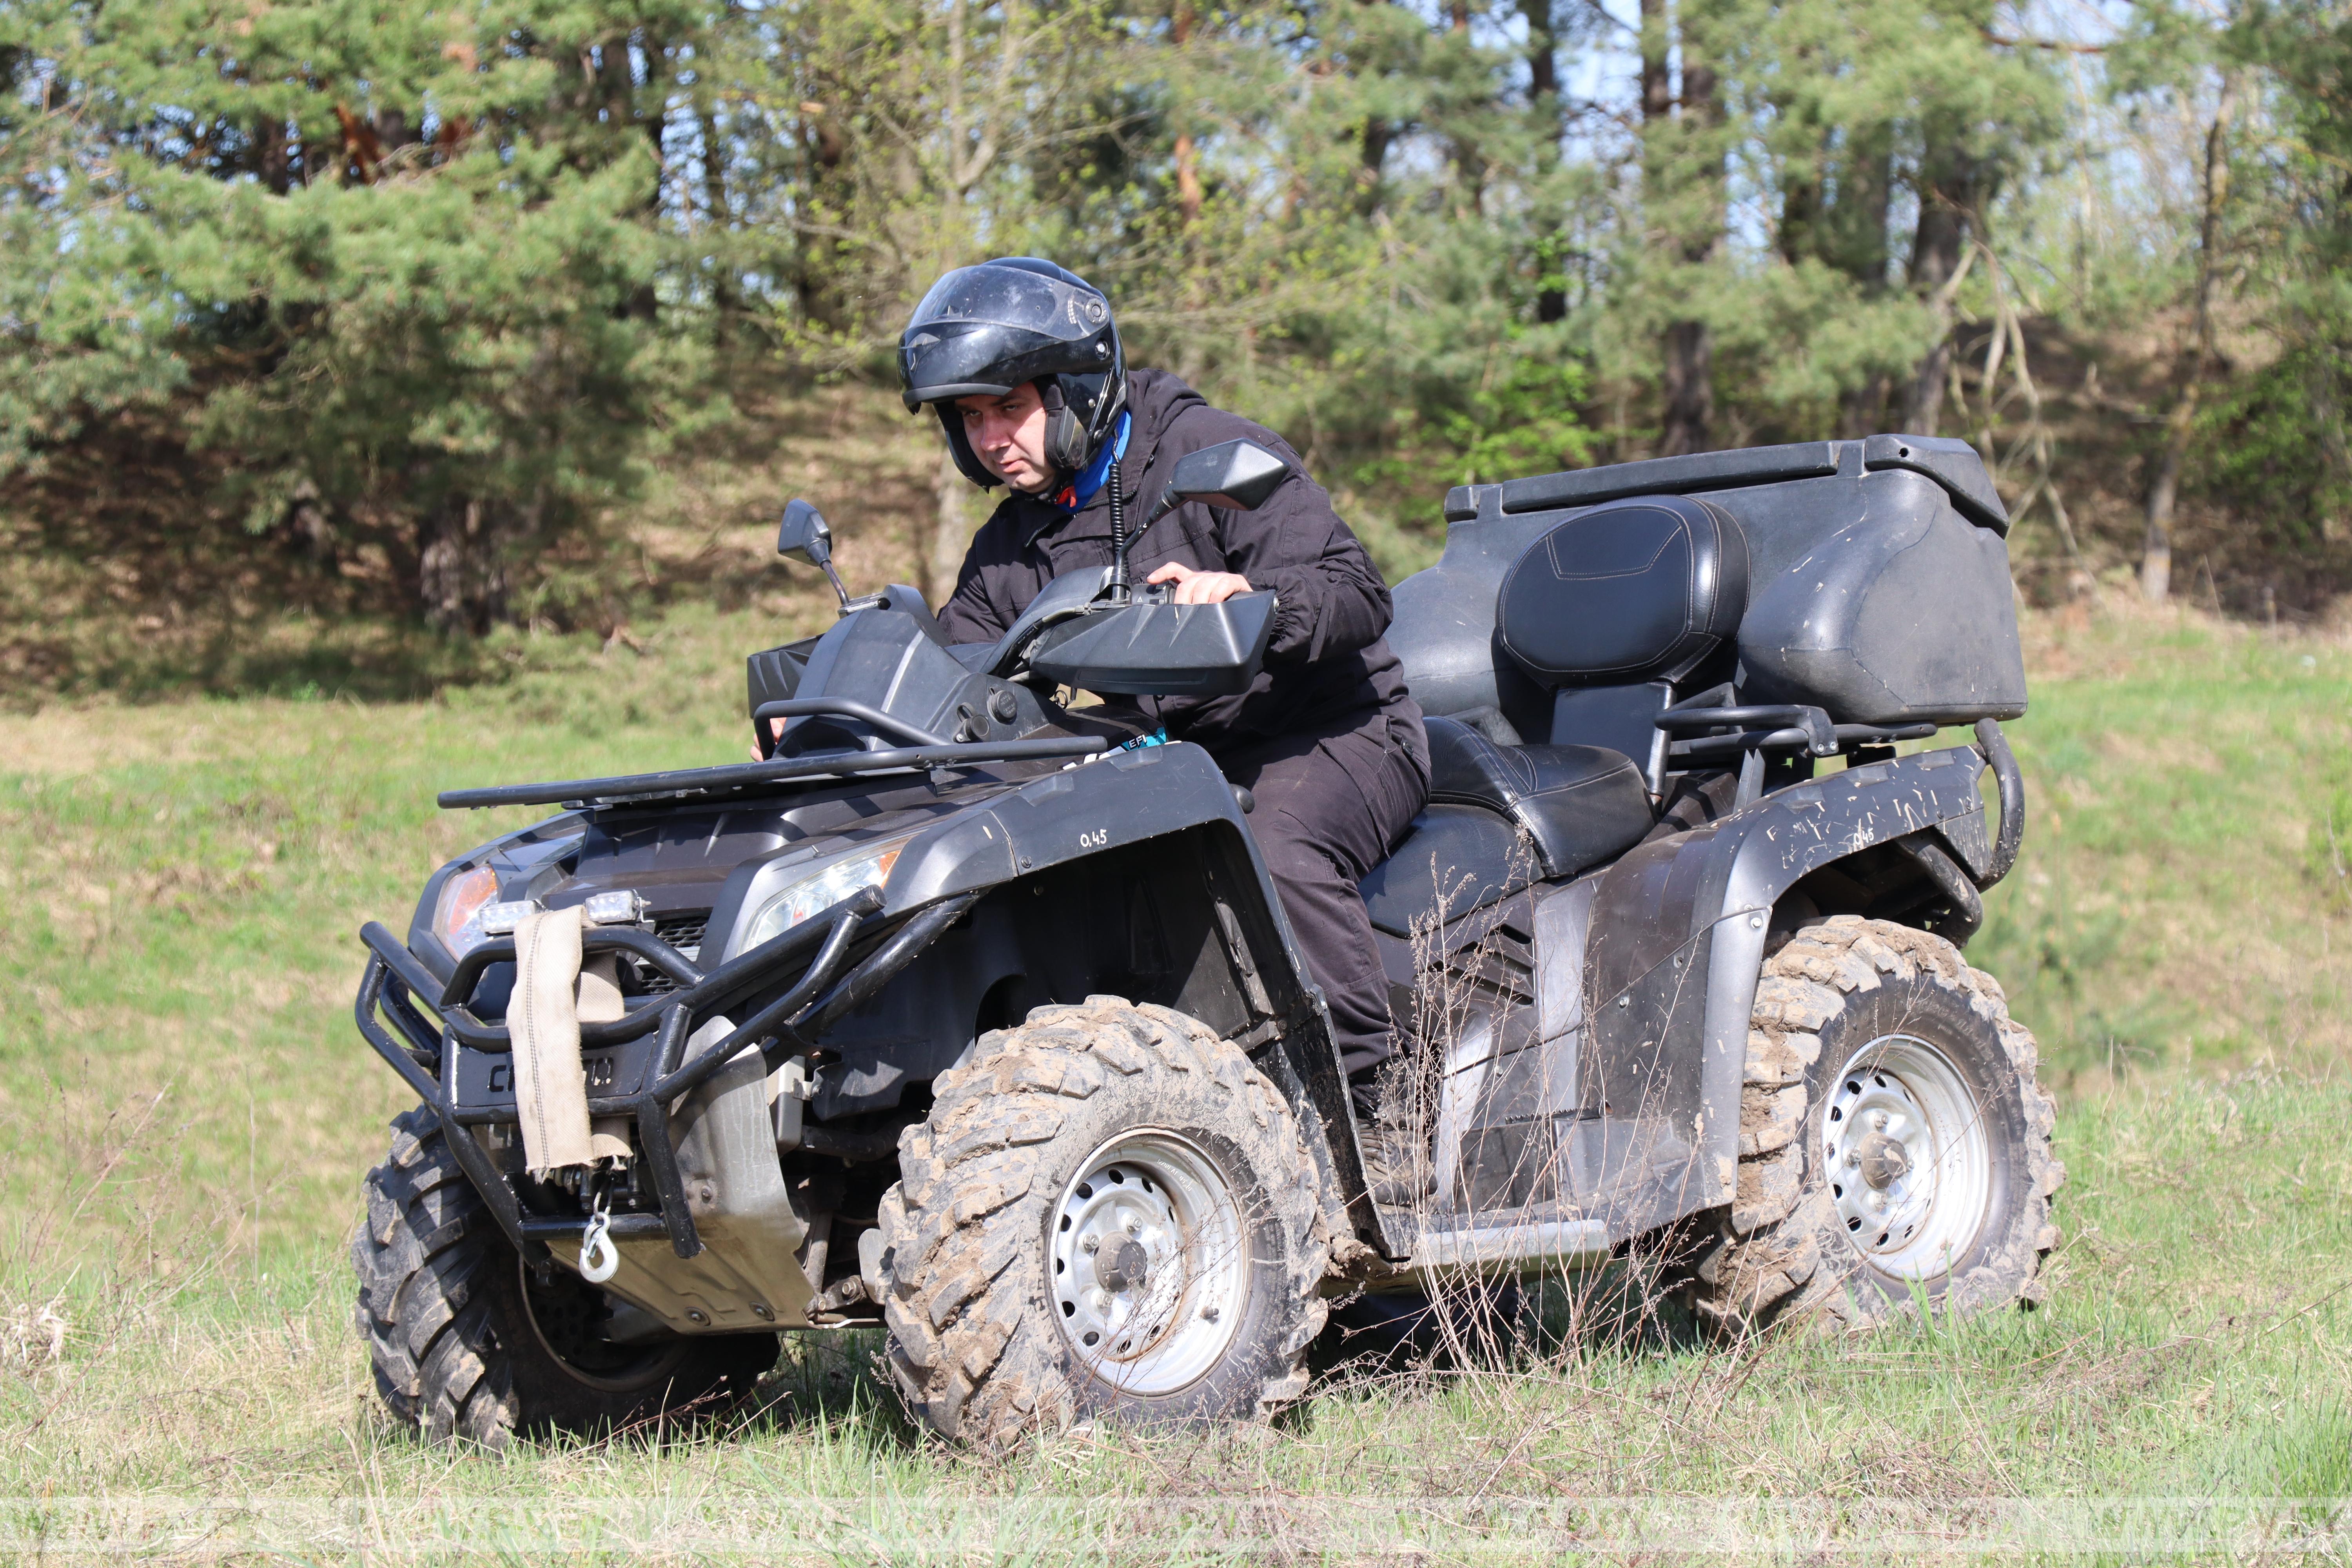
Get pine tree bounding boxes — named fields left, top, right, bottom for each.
left=0, top=0, right=742, bottom=629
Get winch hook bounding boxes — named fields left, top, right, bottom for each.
left=577, top=1189, right=619, bottom=1285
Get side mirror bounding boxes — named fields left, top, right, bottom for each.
left=777, top=499, right=833, bottom=568
left=1165, top=439, right=1290, bottom=512
left=779, top=497, right=859, bottom=612
left=1110, top=439, right=1293, bottom=605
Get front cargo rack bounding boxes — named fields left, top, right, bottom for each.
left=438, top=730, right=1106, bottom=811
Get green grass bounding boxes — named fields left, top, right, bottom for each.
left=3, top=598, right=2349, bottom=1563
left=1971, top=609, right=2352, bottom=1087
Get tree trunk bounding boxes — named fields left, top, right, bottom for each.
left=1815, top=122, right=1893, bottom=434
left=1660, top=321, right=1713, bottom=457
left=2307, top=348, right=2350, bottom=543
left=1349, top=0, right=1399, bottom=209
left=2142, top=73, right=2241, bottom=604
left=1174, top=134, right=1203, bottom=226
left=1172, top=2, right=1202, bottom=227
left=374, top=107, right=418, bottom=155
left=1639, top=0, right=1671, bottom=125
left=697, top=104, right=738, bottom=341
left=1441, top=0, right=1484, bottom=217
left=927, top=443, right=981, bottom=609
left=1834, top=132, right=1893, bottom=289
left=1641, top=0, right=1682, bottom=448
left=1534, top=248, right=1568, bottom=323
left=1650, top=5, right=1720, bottom=457
left=1521, top=0, right=1565, bottom=321
left=1840, top=372, right=1891, bottom=439
left=795, top=100, right=852, bottom=332
left=257, top=118, right=294, bottom=194
left=1356, top=117, right=1394, bottom=212
left=1520, top=0, right=1558, bottom=100
left=1780, top=158, right=1821, bottom=269
left=1900, top=139, right=1975, bottom=435
left=417, top=494, right=510, bottom=634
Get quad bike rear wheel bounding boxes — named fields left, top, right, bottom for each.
left=352, top=1105, right=776, bottom=1448
left=1691, top=916, right=2064, bottom=1331
left=877, top=998, right=1328, bottom=1450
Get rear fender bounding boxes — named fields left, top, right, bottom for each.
left=890, top=741, right=1393, bottom=1258
left=1582, top=742, right=1997, bottom=1237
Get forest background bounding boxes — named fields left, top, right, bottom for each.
left=5, top=3, right=2352, bottom=1533
left=0, top=0, right=2348, bottom=693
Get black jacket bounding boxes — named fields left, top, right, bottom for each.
left=936, top=370, right=1423, bottom=761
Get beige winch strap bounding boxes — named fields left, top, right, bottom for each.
left=579, top=953, right=633, bottom=1162
left=509, top=907, right=633, bottom=1174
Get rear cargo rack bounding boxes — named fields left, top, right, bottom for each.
left=1443, top=433, right=2010, bottom=534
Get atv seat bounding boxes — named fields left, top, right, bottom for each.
left=1495, top=493, right=1749, bottom=773
left=1422, top=716, right=1654, bottom=880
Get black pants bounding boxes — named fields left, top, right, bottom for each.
left=1219, top=708, right=1429, bottom=1083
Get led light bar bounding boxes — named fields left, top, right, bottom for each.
left=477, top=900, right=539, bottom=936
left=582, top=890, right=646, bottom=926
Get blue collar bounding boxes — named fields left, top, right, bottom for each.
left=1049, top=412, right=1131, bottom=514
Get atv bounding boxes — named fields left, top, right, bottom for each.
left=351, top=432, right=2060, bottom=1450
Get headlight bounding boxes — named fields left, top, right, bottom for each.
left=433, top=865, right=501, bottom=958
left=739, top=835, right=915, bottom=953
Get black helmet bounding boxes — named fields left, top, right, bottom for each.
left=898, top=257, right=1127, bottom=488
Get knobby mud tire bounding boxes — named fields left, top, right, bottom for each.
left=877, top=998, right=1328, bottom=1451
left=352, top=1105, right=776, bottom=1449
left=1691, top=916, right=2065, bottom=1332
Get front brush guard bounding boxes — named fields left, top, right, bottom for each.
left=353, top=886, right=981, bottom=1264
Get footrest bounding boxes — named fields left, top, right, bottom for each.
left=1408, top=1215, right=1609, bottom=1276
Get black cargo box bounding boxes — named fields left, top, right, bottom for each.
left=1389, top=434, right=2027, bottom=732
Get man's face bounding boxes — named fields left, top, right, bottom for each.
left=953, top=383, right=1054, bottom=494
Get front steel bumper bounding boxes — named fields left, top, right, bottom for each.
left=352, top=886, right=980, bottom=1265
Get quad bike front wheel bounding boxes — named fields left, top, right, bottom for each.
left=877, top=998, right=1328, bottom=1450
left=352, top=1106, right=776, bottom=1448
left=1691, top=916, right=2065, bottom=1331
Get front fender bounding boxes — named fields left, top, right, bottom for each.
left=890, top=742, right=1250, bottom=910
left=891, top=740, right=1402, bottom=1258
left=1584, top=743, right=1997, bottom=1231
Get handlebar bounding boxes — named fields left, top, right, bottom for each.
left=753, top=697, right=949, bottom=755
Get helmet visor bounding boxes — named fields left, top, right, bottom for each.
left=908, top=262, right=1109, bottom=343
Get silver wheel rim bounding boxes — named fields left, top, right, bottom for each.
left=1822, top=1033, right=1992, bottom=1281
left=516, top=1255, right=692, bottom=1392
left=1048, top=1129, right=1249, bottom=1396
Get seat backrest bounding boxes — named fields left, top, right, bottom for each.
left=1495, top=495, right=1746, bottom=767
left=1495, top=494, right=1748, bottom=688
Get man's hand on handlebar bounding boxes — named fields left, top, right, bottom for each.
left=748, top=715, right=786, bottom=762
left=1147, top=561, right=1253, bottom=605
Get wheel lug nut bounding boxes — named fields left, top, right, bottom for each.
left=1870, top=1110, right=1889, bottom=1131
left=1200, top=1304, right=1220, bottom=1322
left=1081, top=1235, right=1100, bottom=1254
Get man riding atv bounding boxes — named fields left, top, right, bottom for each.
left=351, top=253, right=2055, bottom=1452
left=898, top=258, right=1430, bottom=1171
